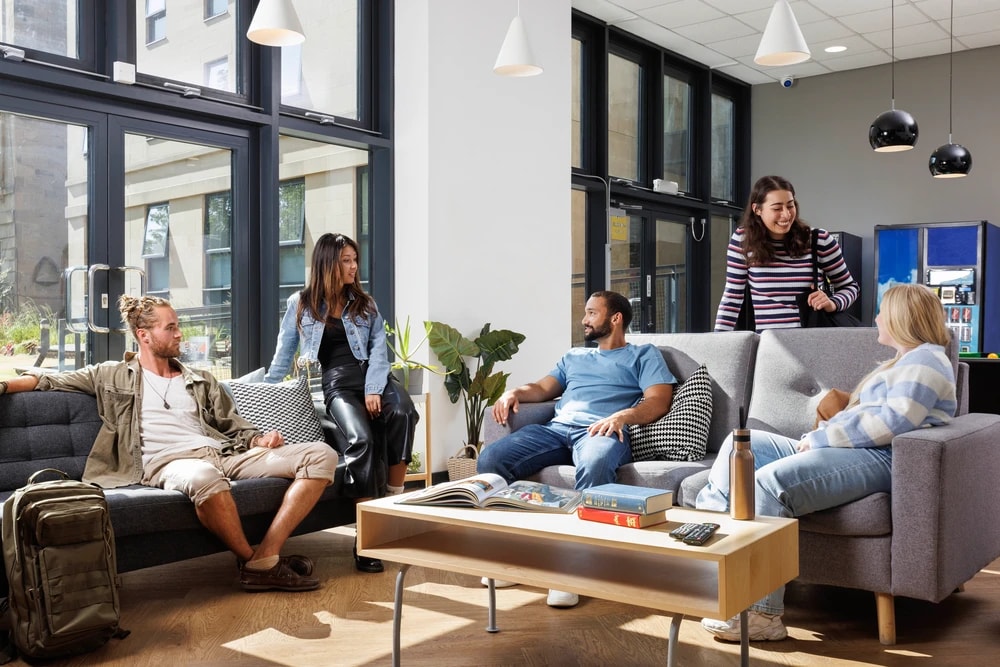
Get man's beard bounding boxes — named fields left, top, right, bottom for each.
left=583, top=322, right=611, bottom=342
left=150, top=339, right=180, bottom=359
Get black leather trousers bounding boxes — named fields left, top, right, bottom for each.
left=322, top=362, right=419, bottom=498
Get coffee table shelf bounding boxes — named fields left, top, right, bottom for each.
left=359, top=498, right=797, bottom=665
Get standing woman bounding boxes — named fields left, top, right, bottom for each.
left=266, top=233, right=418, bottom=573
left=698, top=283, right=957, bottom=640
left=714, top=175, right=860, bottom=332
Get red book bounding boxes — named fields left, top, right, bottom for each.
left=576, top=505, right=668, bottom=529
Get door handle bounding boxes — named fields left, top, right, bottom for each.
left=87, top=265, right=147, bottom=334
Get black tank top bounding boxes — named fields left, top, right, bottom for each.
left=318, top=317, right=357, bottom=369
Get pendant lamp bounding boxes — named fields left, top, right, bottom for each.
left=247, top=0, right=305, bottom=47
left=754, top=0, right=810, bottom=66
left=494, top=1, right=543, bottom=76
left=869, top=1, right=918, bottom=151
left=929, top=0, right=972, bottom=178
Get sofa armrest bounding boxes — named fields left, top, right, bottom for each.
left=482, top=401, right=556, bottom=447
left=890, top=412, right=1000, bottom=601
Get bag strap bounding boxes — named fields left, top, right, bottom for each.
left=26, top=469, right=70, bottom=485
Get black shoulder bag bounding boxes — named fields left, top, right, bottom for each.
left=796, top=229, right=863, bottom=328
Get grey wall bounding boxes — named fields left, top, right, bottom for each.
left=751, top=45, right=1000, bottom=323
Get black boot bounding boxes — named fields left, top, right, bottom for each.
left=353, top=540, right=384, bottom=573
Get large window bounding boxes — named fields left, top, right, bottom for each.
left=572, top=12, right=749, bottom=334
left=607, top=52, right=641, bottom=182
left=142, top=203, right=170, bottom=295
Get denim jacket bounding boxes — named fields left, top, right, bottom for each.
left=265, top=290, right=390, bottom=395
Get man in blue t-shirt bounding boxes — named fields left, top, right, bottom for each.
left=479, top=290, right=675, bottom=487
left=477, top=291, right=675, bottom=607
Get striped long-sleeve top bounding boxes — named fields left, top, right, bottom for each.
left=804, top=343, right=956, bottom=449
left=714, top=227, right=860, bottom=332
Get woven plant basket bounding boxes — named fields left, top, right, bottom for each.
left=447, top=444, right=480, bottom=480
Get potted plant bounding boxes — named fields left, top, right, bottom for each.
left=425, top=321, right=525, bottom=478
left=385, top=317, right=444, bottom=394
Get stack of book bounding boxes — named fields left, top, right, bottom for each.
left=576, top=483, right=673, bottom=529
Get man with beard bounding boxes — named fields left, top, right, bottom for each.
left=477, top=290, right=674, bottom=608
left=3, top=295, right=337, bottom=593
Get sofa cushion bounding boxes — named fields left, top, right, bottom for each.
left=626, top=332, right=757, bottom=455
left=628, top=364, right=713, bottom=462
left=227, top=376, right=326, bottom=444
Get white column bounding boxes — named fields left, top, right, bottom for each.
left=395, top=0, right=572, bottom=473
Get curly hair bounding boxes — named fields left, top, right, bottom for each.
left=118, top=294, right=172, bottom=335
left=740, top=175, right=811, bottom=266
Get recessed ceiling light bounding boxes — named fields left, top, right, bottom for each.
left=825, top=45, right=847, bottom=53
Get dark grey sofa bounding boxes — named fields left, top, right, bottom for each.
left=0, top=390, right=358, bottom=588
left=482, top=328, right=1000, bottom=645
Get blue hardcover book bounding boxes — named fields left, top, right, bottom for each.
left=581, top=483, right=673, bottom=514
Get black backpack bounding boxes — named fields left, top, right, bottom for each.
left=1, top=469, right=128, bottom=661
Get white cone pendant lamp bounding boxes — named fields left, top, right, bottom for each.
left=929, top=0, right=971, bottom=178
left=494, top=1, right=542, bottom=76
left=870, top=1, right=918, bottom=151
left=754, top=0, right=810, bottom=66
left=247, top=0, right=305, bottom=47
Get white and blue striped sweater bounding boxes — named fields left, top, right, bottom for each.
left=714, top=227, right=860, bottom=332
left=806, top=343, right=957, bottom=449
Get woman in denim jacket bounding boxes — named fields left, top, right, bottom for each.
left=266, top=233, right=418, bottom=573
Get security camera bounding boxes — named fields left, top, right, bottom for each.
left=781, top=75, right=794, bottom=88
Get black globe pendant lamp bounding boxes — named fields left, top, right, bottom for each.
left=929, top=0, right=972, bottom=178
left=869, top=1, right=918, bottom=152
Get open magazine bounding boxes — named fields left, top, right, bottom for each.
left=396, top=473, right=582, bottom=513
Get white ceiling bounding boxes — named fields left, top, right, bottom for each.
left=571, top=0, right=1000, bottom=85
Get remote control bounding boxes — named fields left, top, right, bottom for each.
left=682, top=522, right=720, bottom=546
left=669, top=522, right=702, bottom=540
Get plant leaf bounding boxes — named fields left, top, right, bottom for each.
left=425, top=321, right=479, bottom=373
left=475, top=328, right=526, bottom=368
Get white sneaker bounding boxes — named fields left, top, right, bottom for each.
left=546, top=589, right=579, bottom=608
left=480, top=576, right=518, bottom=588
left=701, top=611, right=787, bottom=642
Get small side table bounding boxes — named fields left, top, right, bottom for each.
left=403, top=392, right=433, bottom=487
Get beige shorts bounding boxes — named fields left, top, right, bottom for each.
left=143, top=442, right=337, bottom=506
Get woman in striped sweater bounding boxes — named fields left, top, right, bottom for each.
left=697, top=283, right=957, bottom=641
left=714, top=175, right=860, bottom=331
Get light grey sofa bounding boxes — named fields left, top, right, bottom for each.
left=481, top=328, right=1000, bottom=645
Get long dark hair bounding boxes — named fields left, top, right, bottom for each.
left=740, top=175, right=811, bottom=266
left=297, top=233, right=376, bottom=327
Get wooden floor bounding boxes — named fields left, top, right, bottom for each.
left=16, top=525, right=1000, bottom=666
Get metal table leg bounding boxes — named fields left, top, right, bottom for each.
left=740, top=609, right=749, bottom=667
left=392, top=564, right=411, bottom=667
left=485, top=578, right=499, bottom=633
left=665, top=613, right=683, bottom=667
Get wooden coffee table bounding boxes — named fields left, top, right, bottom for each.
left=357, top=497, right=798, bottom=666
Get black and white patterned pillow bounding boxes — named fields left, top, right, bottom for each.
left=227, top=376, right=325, bottom=445
left=628, top=364, right=713, bottom=462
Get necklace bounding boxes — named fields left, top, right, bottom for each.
left=143, top=369, right=175, bottom=410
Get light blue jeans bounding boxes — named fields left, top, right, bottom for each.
left=477, top=421, right=631, bottom=490
left=695, top=430, right=893, bottom=616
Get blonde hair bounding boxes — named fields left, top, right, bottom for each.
left=118, top=295, right=172, bottom=336
left=848, top=284, right=950, bottom=405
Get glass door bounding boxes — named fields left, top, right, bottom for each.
left=0, top=106, right=100, bottom=374
left=609, top=208, right=690, bottom=333
left=114, top=124, right=240, bottom=377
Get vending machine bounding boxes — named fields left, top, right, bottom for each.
left=874, top=220, right=1000, bottom=356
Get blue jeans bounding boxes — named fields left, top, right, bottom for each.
left=477, top=421, right=631, bottom=490
left=695, top=430, right=893, bottom=616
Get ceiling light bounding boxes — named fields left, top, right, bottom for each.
left=754, top=0, right=811, bottom=66
left=247, top=0, right=305, bottom=47
left=869, top=1, right=918, bottom=152
left=494, top=1, right=542, bottom=76
left=929, top=0, right=972, bottom=177
left=824, top=45, right=847, bottom=53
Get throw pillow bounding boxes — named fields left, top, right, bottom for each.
left=628, top=364, right=713, bottom=462
left=226, top=376, right=326, bottom=445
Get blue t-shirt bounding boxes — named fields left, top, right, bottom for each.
left=548, top=343, right=675, bottom=427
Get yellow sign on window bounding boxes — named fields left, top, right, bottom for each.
left=610, top=213, right=629, bottom=241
